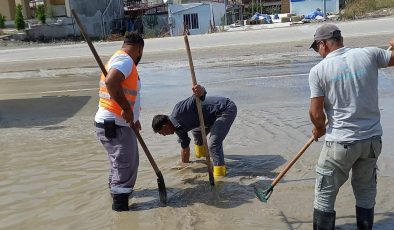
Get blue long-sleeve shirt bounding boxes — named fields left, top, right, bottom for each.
left=169, top=91, right=231, bottom=149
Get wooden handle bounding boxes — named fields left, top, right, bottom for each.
left=271, top=120, right=329, bottom=187
left=388, top=46, right=393, bottom=51
left=271, top=136, right=315, bottom=187
left=72, top=9, right=161, bottom=174
left=132, top=126, right=160, bottom=173
left=184, top=34, right=215, bottom=185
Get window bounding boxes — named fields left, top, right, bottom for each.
left=183, top=13, right=199, bottom=30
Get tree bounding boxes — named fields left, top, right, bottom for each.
left=14, top=4, right=25, bottom=30
left=36, top=4, right=46, bottom=24
left=0, top=13, right=5, bottom=29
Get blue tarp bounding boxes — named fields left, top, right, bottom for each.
left=251, top=13, right=272, bottom=23
left=305, top=9, right=324, bottom=19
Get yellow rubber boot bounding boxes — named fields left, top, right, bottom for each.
left=213, top=165, right=226, bottom=178
left=194, top=144, right=206, bottom=159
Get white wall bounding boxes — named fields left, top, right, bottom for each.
left=170, top=4, right=212, bottom=36
left=290, top=0, right=339, bottom=16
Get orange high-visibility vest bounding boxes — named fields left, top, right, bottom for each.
left=98, top=50, right=138, bottom=116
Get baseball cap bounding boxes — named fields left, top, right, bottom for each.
left=310, top=24, right=342, bottom=49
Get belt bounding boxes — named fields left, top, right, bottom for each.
left=94, top=122, right=124, bottom=129
left=95, top=122, right=106, bottom=128
left=94, top=122, right=129, bottom=129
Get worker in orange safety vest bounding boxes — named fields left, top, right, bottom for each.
left=94, top=33, right=144, bottom=212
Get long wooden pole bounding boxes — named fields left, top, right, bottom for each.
left=183, top=34, right=215, bottom=186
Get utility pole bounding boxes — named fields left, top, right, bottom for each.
left=251, top=0, right=254, bottom=15
left=260, top=0, right=262, bottom=13
left=224, top=0, right=227, bottom=26
left=323, top=0, right=327, bottom=19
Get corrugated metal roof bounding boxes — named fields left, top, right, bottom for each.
left=170, top=3, right=209, bottom=14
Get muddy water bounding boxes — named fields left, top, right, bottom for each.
left=1, top=52, right=394, bottom=229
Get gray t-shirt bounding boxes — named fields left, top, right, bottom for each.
left=309, top=47, right=392, bottom=141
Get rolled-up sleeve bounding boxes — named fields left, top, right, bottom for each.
left=176, top=131, right=191, bottom=149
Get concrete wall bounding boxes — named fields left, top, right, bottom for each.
left=67, top=0, right=110, bottom=38
left=69, top=0, right=108, bottom=17
left=26, top=17, right=76, bottom=39
left=0, top=0, right=16, bottom=19
left=48, top=5, right=66, bottom=17
left=290, top=0, right=339, bottom=15
left=47, top=0, right=66, bottom=17
left=25, top=0, right=124, bottom=39
left=26, top=0, right=110, bottom=39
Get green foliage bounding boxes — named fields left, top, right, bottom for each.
left=0, top=13, right=5, bottom=29
left=36, top=4, right=46, bottom=24
left=340, top=0, right=394, bottom=20
left=376, top=0, right=394, bottom=8
left=14, top=4, right=25, bottom=30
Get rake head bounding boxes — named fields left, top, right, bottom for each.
left=254, top=185, right=274, bottom=203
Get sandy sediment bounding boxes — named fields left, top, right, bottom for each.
left=1, top=31, right=394, bottom=229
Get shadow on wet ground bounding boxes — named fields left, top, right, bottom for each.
left=336, top=212, right=394, bottom=230
left=129, top=154, right=286, bottom=211
left=0, top=95, right=91, bottom=128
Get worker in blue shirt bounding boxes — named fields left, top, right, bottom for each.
left=152, top=84, right=237, bottom=178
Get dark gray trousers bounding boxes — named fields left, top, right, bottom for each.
left=96, top=126, right=139, bottom=194
left=192, top=101, right=237, bottom=166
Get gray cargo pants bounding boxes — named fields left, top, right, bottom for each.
left=314, top=136, right=382, bottom=212
left=192, top=100, right=237, bottom=166
left=96, top=126, right=139, bottom=194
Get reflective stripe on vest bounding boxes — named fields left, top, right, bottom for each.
left=98, top=50, right=138, bottom=117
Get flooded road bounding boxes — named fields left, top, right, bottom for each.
left=1, top=41, right=394, bottom=229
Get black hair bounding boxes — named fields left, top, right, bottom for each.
left=124, top=32, right=144, bottom=47
left=152, top=115, right=170, bottom=133
left=329, top=30, right=342, bottom=42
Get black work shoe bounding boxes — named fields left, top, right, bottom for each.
left=313, top=208, right=336, bottom=230
left=112, top=193, right=129, bottom=212
left=356, top=206, right=374, bottom=230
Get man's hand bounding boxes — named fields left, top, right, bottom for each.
left=389, top=38, right=394, bottom=50
left=181, top=147, right=190, bottom=163
left=134, top=120, right=141, bottom=131
left=312, top=127, right=326, bottom=141
left=121, top=108, right=133, bottom=124
left=192, top=84, right=205, bottom=97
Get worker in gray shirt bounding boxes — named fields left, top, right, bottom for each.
left=152, top=84, right=237, bottom=179
left=308, top=24, right=394, bottom=230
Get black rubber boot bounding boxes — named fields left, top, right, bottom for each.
left=313, top=208, right=336, bottom=230
left=112, top=193, right=129, bottom=212
left=356, top=206, right=374, bottom=230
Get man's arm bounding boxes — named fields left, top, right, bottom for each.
left=389, top=39, right=394, bottom=66
left=176, top=131, right=191, bottom=163
left=180, top=147, right=190, bottom=163
left=309, top=96, right=326, bottom=141
left=105, top=68, right=133, bottom=123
